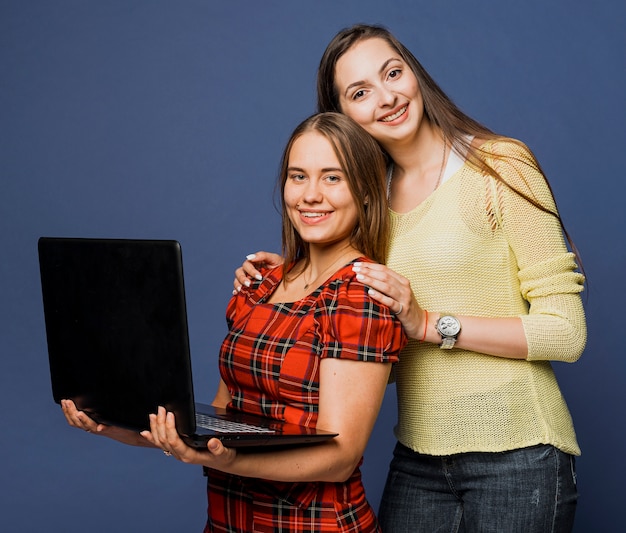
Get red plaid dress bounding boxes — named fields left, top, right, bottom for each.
left=204, top=258, right=406, bottom=532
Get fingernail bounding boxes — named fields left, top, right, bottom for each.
left=356, top=273, right=365, bottom=281
left=232, top=289, right=237, bottom=295
left=352, top=266, right=361, bottom=273
left=244, top=280, right=251, bottom=287
left=353, top=262, right=362, bottom=267
left=368, top=288, right=377, bottom=296
left=246, top=254, right=256, bottom=260
left=255, top=274, right=262, bottom=281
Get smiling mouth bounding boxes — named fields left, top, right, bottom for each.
left=301, top=211, right=329, bottom=218
left=380, top=105, right=407, bottom=122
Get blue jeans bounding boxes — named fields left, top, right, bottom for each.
left=378, top=442, right=578, bottom=533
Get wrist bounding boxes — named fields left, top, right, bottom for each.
left=418, top=310, right=429, bottom=342
left=421, top=311, right=442, bottom=344
left=434, top=314, right=462, bottom=349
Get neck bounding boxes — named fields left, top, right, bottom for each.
left=296, top=241, right=360, bottom=289
left=384, top=120, right=442, bottom=179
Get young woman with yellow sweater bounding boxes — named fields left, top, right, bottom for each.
left=234, top=24, right=586, bottom=533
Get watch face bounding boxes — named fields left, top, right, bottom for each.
left=438, top=316, right=460, bottom=336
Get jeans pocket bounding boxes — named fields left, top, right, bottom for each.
left=568, top=453, right=577, bottom=487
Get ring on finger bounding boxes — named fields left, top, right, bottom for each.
left=394, top=303, right=403, bottom=315
left=163, top=450, right=172, bottom=456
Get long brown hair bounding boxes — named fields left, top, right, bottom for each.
left=317, top=24, right=583, bottom=273
left=277, top=112, right=389, bottom=274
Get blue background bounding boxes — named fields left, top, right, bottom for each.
left=2, top=1, right=624, bottom=531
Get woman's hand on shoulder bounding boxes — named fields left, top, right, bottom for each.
left=233, top=251, right=283, bottom=294
left=352, top=261, right=426, bottom=340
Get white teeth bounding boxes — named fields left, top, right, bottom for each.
left=381, top=106, right=407, bottom=122
left=302, top=212, right=326, bottom=218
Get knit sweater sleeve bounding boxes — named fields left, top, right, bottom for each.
left=489, top=140, right=586, bottom=362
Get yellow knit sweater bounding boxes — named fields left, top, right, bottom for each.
left=387, top=139, right=586, bottom=456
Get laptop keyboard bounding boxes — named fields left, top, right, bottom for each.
left=196, top=413, right=276, bottom=434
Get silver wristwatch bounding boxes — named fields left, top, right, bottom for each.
left=435, top=315, right=461, bottom=349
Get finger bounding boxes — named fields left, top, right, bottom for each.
left=353, top=262, right=405, bottom=284
left=242, top=259, right=263, bottom=281
left=354, top=265, right=411, bottom=302
left=233, top=262, right=263, bottom=293
left=61, top=399, right=78, bottom=426
left=158, top=411, right=198, bottom=461
left=62, top=400, right=95, bottom=432
left=154, top=408, right=184, bottom=454
left=61, top=398, right=79, bottom=417
left=140, top=430, right=155, bottom=445
left=75, top=411, right=97, bottom=433
left=141, top=415, right=163, bottom=446
left=365, top=286, right=398, bottom=312
left=356, top=271, right=397, bottom=301
left=207, top=437, right=235, bottom=464
left=155, top=406, right=169, bottom=442
left=164, top=410, right=181, bottom=443
left=147, top=412, right=166, bottom=448
left=207, top=437, right=225, bottom=455
left=233, top=266, right=252, bottom=291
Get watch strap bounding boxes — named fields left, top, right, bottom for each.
left=439, top=337, right=456, bottom=349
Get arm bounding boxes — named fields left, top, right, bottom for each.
left=142, top=358, right=392, bottom=483
left=353, top=141, right=586, bottom=362
left=233, top=251, right=283, bottom=293
left=61, top=399, right=156, bottom=448
left=211, top=379, right=232, bottom=409
left=353, top=263, right=528, bottom=359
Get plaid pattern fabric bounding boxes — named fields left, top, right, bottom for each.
left=204, top=259, right=405, bottom=532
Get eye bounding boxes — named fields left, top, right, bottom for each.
left=324, top=174, right=342, bottom=184
left=388, top=68, right=402, bottom=80
left=352, top=89, right=366, bottom=101
left=289, top=173, right=307, bottom=182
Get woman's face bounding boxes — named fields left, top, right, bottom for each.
left=284, top=131, right=359, bottom=250
left=334, top=37, right=423, bottom=150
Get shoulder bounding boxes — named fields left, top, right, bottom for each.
left=316, top=258, right=403, bottom=335
left=315, top=259, right=406, bottom=361
left=477, top=137, right=553, bottom=201
left=228, top=264, right=283, bottom=318
left=317, top=258, right=373, bottom=305
left=477, top=137, right=536, bottom=164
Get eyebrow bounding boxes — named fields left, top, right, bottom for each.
left=343, top=57, right=399, bottom=97
left=287, top=166, right=344, bottom=173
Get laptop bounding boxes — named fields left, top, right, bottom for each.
left=38, top=237, right=337, bottom=449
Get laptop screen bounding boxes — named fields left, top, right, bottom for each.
left=38, top=237, right=197, bottom=433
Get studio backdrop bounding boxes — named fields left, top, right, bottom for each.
left=1, top=1, right=624, bottom=531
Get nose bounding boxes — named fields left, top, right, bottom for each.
left=301, top=179, right=323, bottom=204
left=378, top=85, right=396, bottom=107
